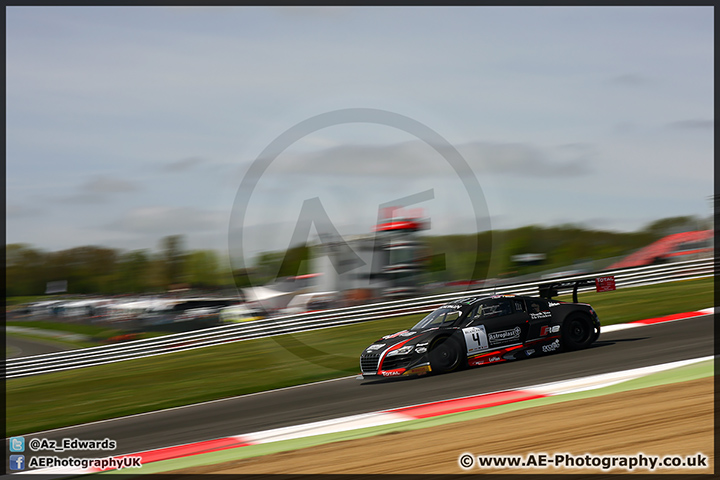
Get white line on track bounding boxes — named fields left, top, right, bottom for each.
left=528, top=355, right=714, bottom=395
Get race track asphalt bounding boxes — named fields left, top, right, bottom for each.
left=18, top=314, right=714, bottom=458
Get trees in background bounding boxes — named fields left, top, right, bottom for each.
left=162, top=235, right=185, bottom=288
left=6, top=244, right=47, bottom=297
left=6, top=236, right=235, bottom=297
left=116, top=250, right=153, bottom=293
left=643, top=216, right=710, bottom=238
left=407, top=217, right=709, bottom=282
left=5, top=215, right=712, bottom=297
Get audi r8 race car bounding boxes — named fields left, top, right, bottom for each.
left=360, top=280, right=609, bottom=378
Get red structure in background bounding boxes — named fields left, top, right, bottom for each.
left=607, top=230, right=713, bottom=270
left=373, top=206, right=428, bottom=233
left=373, top=207, right=430, bottom=297
left=372, top=219, right=426, bottom=232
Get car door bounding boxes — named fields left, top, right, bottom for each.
left=462, top=298, right=530, bottom=352
left=524, top=297, right=558, bottom=341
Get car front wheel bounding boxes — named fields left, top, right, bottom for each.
left=428, top=336, right=461, bottom=374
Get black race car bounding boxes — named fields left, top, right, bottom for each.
left=359, top=285, right=603, bottom=378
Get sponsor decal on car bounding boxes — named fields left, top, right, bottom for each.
left=463, top=325, right=489, bottom=354
left=540, top=325, right=560, bottom=336
left=380, top=369, right=404, bottom=377
left=440, top=304, right=463, bottom=309
left=542, top=339, right=561, bottom=353
left=530, top=311, right=552, bottom=320
left=382, top=330, right=409, bottom=339
left=488, top=326, right=521, bottom=344
left=549, top=302, right=561, bottom=307
left=468, top=355, right=504, bottom=366
left=403, top=364, right=432, bottom=376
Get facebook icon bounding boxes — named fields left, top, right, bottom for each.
left=10, top=455, right=25, bottom=471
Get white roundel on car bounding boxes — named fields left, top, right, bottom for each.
left=462, top=325, right=488, bottom=354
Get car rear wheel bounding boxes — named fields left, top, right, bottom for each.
left=428, top=336, right=461, bottom=374
left=562, top=314, right=595, bottom=351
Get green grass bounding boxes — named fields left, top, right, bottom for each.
left=5, top=277, right=713, bottom=436
left=555, top=276, right=713, bottom=324
left=6, top=332, right=93, bottom=350
left=6, top=320, right=174, bottom=348
left=6, top=320, right=118, bottom=349
left=6, top=313, right=422, bottom=436
left=7, top=320, right=122, bottom=337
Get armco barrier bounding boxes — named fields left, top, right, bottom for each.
left=5, top=258, right=712, bottom=378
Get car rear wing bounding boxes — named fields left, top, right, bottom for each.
left=539, top=276, right=616, bottom=303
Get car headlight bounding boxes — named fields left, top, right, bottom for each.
left=387, top=345, right=414, bottom=356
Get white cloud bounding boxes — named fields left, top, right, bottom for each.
left=461, top=142, right=594, bottom=177
left=5, top=7, right=713, bottom=253
left=7, top=204, right=43, bottom=218
left=606, top=73, right=652, bottom=86
left=666, top=119, right=714, bottom=130
left=53, top=175, right=140, bottom=204
left=82, top=175, right=140, bottom=193
left=265, top=140, right=593, bottom=178
left=108, top=206, right=226, bottom=235
left=162, top=157, right=208, bottom=172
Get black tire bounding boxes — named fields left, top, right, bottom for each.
left=428, top=336, right=461, bottom=374
left=562, top=314, right=595, bottom=351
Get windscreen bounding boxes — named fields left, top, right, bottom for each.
left=411, top=307, right=463, bottom=330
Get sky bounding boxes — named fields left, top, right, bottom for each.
left=6, top=6, right=714, bottom=267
